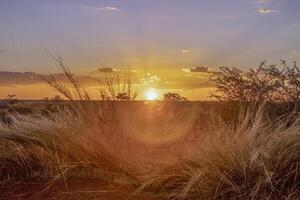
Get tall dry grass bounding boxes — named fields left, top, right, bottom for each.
left=139, top=106, right=300, bottom=199
left=0, top=110, right=138, bottom=187
left=1, top=101, right=300, bottom=199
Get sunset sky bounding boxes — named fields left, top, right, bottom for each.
left=0, top=0, right=300, bottom=99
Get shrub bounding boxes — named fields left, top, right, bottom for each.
left=163, top=93, right=188, bottom=101
left=210, top=60, right=300, bottom=102
left=100, top=71, right=138, bottom=101
left=6, top=94, right=19, bottom=105
left=43, top=53, right=138, bottom=102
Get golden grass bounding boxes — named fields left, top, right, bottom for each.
left=1, top=101, right=300, bottom=199
left=0, top=107, right=138, bottom=188
left=139, top=106, right=300, bottom=199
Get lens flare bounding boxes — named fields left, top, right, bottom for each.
left=146, top=91, right=158, bottom=100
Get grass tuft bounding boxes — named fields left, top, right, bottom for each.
left=139, top=106, right=300, bottom=199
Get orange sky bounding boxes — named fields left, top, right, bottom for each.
left=0, top=84, right=215, bottom=101
left=0, top=69, right=215, bottom=100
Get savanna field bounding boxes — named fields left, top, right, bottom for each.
left=1, top=99, right=300, bottom=200
left=1, top=60, right=300, bottom=200
left=1, top=1, right=300, bottom=199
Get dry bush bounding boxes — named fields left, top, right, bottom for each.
left=163, top=93, right=188, bottom=101
left=44, top=52, right=138, bottom=102
left=211, top=60, right=300, bottom=102
left=99, top=71, right=138, bottom=101
left=139, top=106, right=300, bottom=199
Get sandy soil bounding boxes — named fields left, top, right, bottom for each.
left=0, top=179, right=162, bottom=200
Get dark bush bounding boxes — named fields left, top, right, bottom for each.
left=163, top=93, right=188, bottom=101
left=210, top=60, right=300, bottom=102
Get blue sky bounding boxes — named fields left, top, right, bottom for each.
left=0, top=0, right=300, bottom=72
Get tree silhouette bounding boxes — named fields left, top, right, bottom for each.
left=163, top=93, right=187, bottom=101
left=210, top=60, right=300, bottom=102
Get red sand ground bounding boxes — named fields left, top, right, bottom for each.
left=0, top=180, right=162, bottom=200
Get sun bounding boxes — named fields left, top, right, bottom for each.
left=146, top=91, right=158, bottom=101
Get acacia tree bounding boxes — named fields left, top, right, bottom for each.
left=210, top=60, right=300, bottom=102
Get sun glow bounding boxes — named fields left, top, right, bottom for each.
left=146, top=90, right=158, bottom=101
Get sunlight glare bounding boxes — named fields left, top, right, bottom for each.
left=146, top=91, right=158, bottom=101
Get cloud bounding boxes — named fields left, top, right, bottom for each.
left=97, top=6, right=120, bottom=11
left=287, top=50, right=300, bottom=55
left=182, top=68, right=191, bottom=73
left=0, top=71, right=42, bottom=86
left=256, top=0, right=272, bottom=3
left=84, top=6, right=120, bottom=11
left=0, top=71, right=98, bottom=87
left=140, top=73, right=161, bottom=85
left=181, top=49, right=190, bottom=54
left=258, top=8, right=278, bottom=14
left=94, top=67, right=114, bottom=73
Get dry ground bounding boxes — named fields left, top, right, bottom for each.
left=0, top=180, right=162, bottom=200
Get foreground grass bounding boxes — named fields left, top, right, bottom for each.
left=0, top=103, right=300, bottom=199
left=140, top=106, right=300, bottom=199
left=0, top=103, right=139, bottom=187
